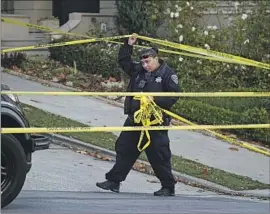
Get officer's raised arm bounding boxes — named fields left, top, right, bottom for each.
left=154, top=70, right=180, bottom=110
left=118, top=34, right=139, bottom=76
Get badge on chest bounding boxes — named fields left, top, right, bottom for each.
left=136, top=73, right=162, bottom=89
left=155, top=77, right=162, bottom=83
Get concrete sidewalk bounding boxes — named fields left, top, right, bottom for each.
left=2, top=72, right=270, bottom=184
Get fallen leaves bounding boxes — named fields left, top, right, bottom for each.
left=175, top=177, right=193, bottom=186
left=7, top=58, right=127, bottom=97
left=76, top=150, right=88, bottom=155
left=11, top=65, right=20, bottom=71
left=132, top=162, right=146, bottom=172
left=147, top=179, right=160, bottom=183
left=132, top=162, right=154, bottom=175
left=229, top=147, right=239, bottom=151
left=76, top=150, right=112, bottom=161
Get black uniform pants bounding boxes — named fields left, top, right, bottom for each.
left=105, top=116, right=176, bottom=188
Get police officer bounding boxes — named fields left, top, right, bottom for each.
left=96, top=34, right=180, bottom=196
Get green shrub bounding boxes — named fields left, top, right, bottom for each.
left=172, top=99, right=270, bottom=145
left=115, top=0, right=168, bottom=36
left=191, top=97, right=270, bottom=114
left=49, top=36, right=121, bottom=79
left=1, top=52, right=27, bottom=69
left=187, top=87, right=270, bottom=114
left=163, top=1, right=269, bottom=90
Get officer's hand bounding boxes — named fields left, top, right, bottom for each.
left=128, top=33, right=138, bottom=46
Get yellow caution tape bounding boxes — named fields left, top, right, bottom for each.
left=1, top=17, right=92, bottom=39
left=156, top=47, right=250, bottom=66
left=1, top=124, right=269, bottom=134
left=1, top=91, right=270, bottom=97
left=1, top=35, right=131, bottom=53
left=2, top=18, right=269, bottom=68
left=2, top=122, right=269, bottom=156
left=137, top=35, right=270, bottom=70
left=133, top=96, right=164, bottom=152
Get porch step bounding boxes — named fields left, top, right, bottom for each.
left=2, top=37, right=50, bottom=47
left=1, top=37, right=51, bottom=57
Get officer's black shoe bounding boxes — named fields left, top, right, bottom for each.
left=96, top=180, right=120, bottom=193
left=154, top=187, right=175, bottom=196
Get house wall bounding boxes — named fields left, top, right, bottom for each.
left=9, top=0, right=117, bottom=24
left=13, top=1, right=52, bottom=24
left=1, top=14, right=30, bottom=40
left=66, top=0, right=118, bottom=34
left=1, top=1, right=265, bottom=43
left=3, top=0, right=263, bottom=26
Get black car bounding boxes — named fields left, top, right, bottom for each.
left=1, top=83, right=51, bottom=208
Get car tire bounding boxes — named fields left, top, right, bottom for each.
left=1, top=134, right=27, bottom=208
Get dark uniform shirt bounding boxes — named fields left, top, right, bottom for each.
left=118, top=40, right=180, bottom=118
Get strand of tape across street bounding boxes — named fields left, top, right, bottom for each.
left=2, top=18, right=269, bottom=68
left=1, top=124, right=269, bottom=156
left=1, top=91, right=270, bottom=97
left=1, top=124, right=269, bottom=134
left=137, top=35, right=270, bottom=70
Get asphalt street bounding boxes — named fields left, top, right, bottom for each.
left=2, top=144, right=269, bottom=214
left=1, top=72, right=270, bottom=184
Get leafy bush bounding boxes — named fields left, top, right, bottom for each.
left=161, top=1, right=270, bottom=91
left=172, top=99, right=270, bottom=145
left=1, top=52, right=27, bottom=69
left=115, top=0, right=168, bottom=36
left=49, top=36, right=122, bottom=80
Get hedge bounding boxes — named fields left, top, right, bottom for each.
left=173, top=99, right=270, bottom=145
left=49, top=38, right=122, bottom=80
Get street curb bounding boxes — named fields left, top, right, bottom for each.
left=44, top=133, right=270, bottom=200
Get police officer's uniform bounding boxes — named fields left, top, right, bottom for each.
left=96, top=39, right=180, bottom=196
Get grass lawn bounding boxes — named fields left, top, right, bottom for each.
left=22, top=103, right=270, bottom=191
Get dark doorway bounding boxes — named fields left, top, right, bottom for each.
left=1, top=0, right=14, bottom=14
left=52, top=0, right=100, bottom=26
